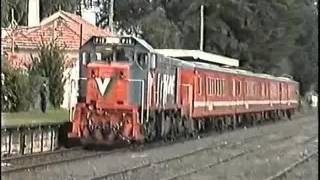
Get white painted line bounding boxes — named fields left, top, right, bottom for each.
left=194, top=100, right=298, bottom=108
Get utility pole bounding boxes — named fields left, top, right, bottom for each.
left=200, top=5, right=204, bottom=51
left=109, top=0, right=114, bottom=34
left=11, top=8, right=17, bottom=53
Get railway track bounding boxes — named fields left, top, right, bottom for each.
left=161, top=135, right=318, bottom=180
left=1, top=145, right=128, bottom=174
left=1, top=111, right=315, bottom=177
left=265, top=150, right=318, bottom=180
left=90, top=124, right=318, bottom=180
left=1, top=147, right=82, bottom=168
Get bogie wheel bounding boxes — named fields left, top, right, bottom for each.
left=143, top=117, right=156, bottom=142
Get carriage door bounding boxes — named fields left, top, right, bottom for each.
left=180, top=84, right=193, bottom=117
left=285, top=83, right=289, bottom=104
left=233, top=78, right=242, bottom=113
left=179, top=69, right=193, bottom=117
left=279, top=83, right=282, bottom=104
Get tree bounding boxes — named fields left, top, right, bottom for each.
left=1, top=0, right=79, bottom=27
left=30, top=41, right=67, bottom=108
left=111, top=0, right=318, bottom=94
left=1, top=0, right=28, bottom=27
left=39, top=0, right=79, bottom=20
left=2, top=0, right=317, bottom=94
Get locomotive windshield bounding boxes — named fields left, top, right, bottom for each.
left=81, top=36, right=148, bottom=64
left=92, top=46, right=134, bottom=63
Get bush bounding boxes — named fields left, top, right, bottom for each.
left=1, top=58, right=49, bottom=112
left=1, top=60, right=32, bottom=112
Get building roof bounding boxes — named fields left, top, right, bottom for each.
left=154, top=49, right=240, bottom=67
left=2, top=10, right=111, bottom=50
left=3, top=51, right=77, bottom=70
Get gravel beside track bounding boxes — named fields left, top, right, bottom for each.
left=1, top=146, right=129, bottom=174
left=166, top=119, right=318, bottom=180
left=1, top=111, right=317, bottom=180
left=1, top=147, right=83, bottom=170
left=265, top=151, right=318, bottom=180
left=92, top=113, right=318, bottom=180
left=94, top=130, right=316, bottom=180
left=275, top=153, right=318, bottom=180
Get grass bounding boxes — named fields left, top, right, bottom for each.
left=1, top=108, right=70, bottom=128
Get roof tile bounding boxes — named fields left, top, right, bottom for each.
left=2, top=10, right=111, bottom=50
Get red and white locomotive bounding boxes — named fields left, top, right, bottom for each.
left=68, top=36, right=299, bottom=145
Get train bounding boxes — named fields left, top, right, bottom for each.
left=67, top=35, right=299, bottom=146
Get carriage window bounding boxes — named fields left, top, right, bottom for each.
left=220, top=80, right=223, bottom=96
left=234, top=80, right=241, bottom=97
left=215, top=80, right=219, bottom=96
left=254, top=83, right=259, bottom=96
left=207, top=78, right=216, bottom=95
left=247, top=81, right=250, bottom=96
left=244, top=82, right=249, bottom=96
left=90, top=52, right=97, bottom=61
left=219, top=80, right=222, bottom=96
left=217, top=80, right=220, bottom=96
left=101, top=51, right=113, bottom=61
left=82, top=52, right=90, bottom=64
left=207, top=78, right=212, bottom=95
left=218, top=80, right=221, bottom=96
left=197, top=77, right=202, bottom=95
left=265, top=84, right=268, bottom=97
left=96, top=53, right=102, bottom=61
left=221, top=80, right=225, bottom=96
left=202, top=78, right=205, bottom=95
left=238, top=81, right=240, bottom=96
left=212, top=79, right=216, bottom=95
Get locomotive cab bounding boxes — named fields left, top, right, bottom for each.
left=69, top=36, right=155, bottom=145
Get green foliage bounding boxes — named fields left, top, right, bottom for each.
left=1, top=0, right=28, bottom=27
left=1, top=42, right=66, bottom=112
left=1, top=60, right=32, bottom=112
left=1, top=0, right=317, bottom=95
left=30, top=41, right=66, bottom=108
left=1, top=0, right=78, bottom=27
left=39, top=0, right=78, bottom=20
left=112, top=0, right=318, bottom=94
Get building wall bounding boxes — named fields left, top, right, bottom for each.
left=61, top=52, right=79, bottom=110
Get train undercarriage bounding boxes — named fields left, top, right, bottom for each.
left=69, top=103, right=296, bottom=146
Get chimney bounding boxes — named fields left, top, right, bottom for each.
left=28, top=0, right=40, bottom=26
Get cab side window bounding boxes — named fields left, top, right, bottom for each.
left=137, top=53, right=148, bottom=68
